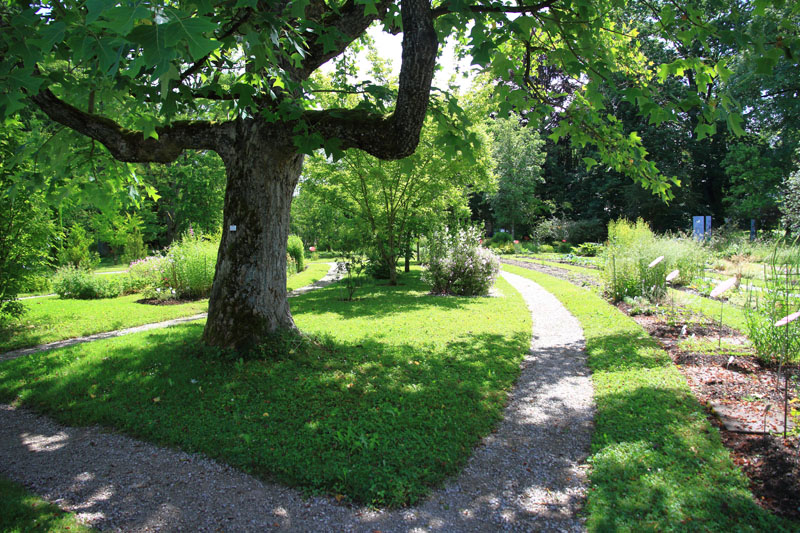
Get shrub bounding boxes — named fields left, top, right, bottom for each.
left=287, top=253, right=298, bottom=277
left=423, top=226, right=500, bottom=296
left=128, top=256, right=167, bottom=294
left=491, top=232, right=514, bottom=245
left=539, top=244, right=554, bottom=253
left=52, top=266, right=121, bottom=299
left=604, top=219, right=665, bottom=302
left=577, top=242, right=602, bottom=257
left=121, top=228, right=148, bottom=265
left=57, top=225, right=100, bottom=269
left=287, top=235, right=305, bottom=273
left=556, top=241, right=572, bottom=254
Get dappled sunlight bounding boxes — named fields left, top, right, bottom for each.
left=21, top=430, right=69, bottom=452
left=0, top=276, right=530, bottom=507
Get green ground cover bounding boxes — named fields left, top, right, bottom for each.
left=287, top=262, right=331, bottom=292
left=0, top=475, right=93, bottom=533
left=510, top=256, right=603, bottom=276
left=0, top=271, right=530, bottom=506
left=0, top=295, right=208, bottom=352
left=93, top=263, right=129, bottom=274
left=2, top=264, right=335, bottom=353
left=502, top=264, right=795, bottom=531
left=670, top=288, right=749, bottom=333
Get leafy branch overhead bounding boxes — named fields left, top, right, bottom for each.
left=3, top=0, right=793, bottom=189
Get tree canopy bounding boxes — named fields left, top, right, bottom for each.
left=3, top=0, right=796, bottom=350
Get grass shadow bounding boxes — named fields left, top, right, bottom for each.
left=0, top=281, right=530, bottom=508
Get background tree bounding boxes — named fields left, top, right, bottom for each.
left=0, top=118, right=55, bottom=320
left=302, top=118, right=495, bottom=284
left=489, top=115, right=546, bottom=237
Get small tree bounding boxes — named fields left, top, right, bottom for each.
left=781, top=156, right=800, bottom=235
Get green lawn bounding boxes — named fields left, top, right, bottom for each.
left=502, top=264, right=796, bottom=532
left=287, top=262, right=332, bottom=292
left=0, top=475, right=93, bottom=533
left=2, top=263, right=337, bottom=353
left=509, top=255, right=603, bottom=276
left=0, top=295, right=208, bottom=353
left=93, top=263, right=129, bottom=274
left=670, top=288, right=749, bottom=333
left=0, top=271, right=530, bottom=506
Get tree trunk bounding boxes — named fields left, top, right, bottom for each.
left=404, top=231, right=412, bottom=273
left=202, top=133, right=303, bottom=352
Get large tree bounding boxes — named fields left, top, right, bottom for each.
left=2, top=0, right=789, bottom=351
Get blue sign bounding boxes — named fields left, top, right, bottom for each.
left=693, top=216, right=712, bottom=240
left=693, top=216, right=705, bottom=240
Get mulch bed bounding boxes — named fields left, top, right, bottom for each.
left=623, top=304, right=800, bottom=520
left=135, top=298, right=199, bottom=306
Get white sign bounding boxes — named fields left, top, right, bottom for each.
left=229, top=225, right=237, bottom=232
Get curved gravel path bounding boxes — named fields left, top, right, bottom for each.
left=0, top=269, right=594, bottom=532
left=0, top=264, right=341, bottom=363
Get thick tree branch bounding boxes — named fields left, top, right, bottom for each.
left=291, top=0, right=394, bottom=81
left=31, top=90, right=228, bottom=163
left=303, top=0, right=438, bottom=159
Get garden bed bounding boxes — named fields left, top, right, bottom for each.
left=621, top=303, right=800, bottom=520
left=505, top=259, right=800, bottom=524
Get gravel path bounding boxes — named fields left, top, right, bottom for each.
left=0, top=269, right=594, bottom=532
left=1, top=264, right=341, bottom=363
left=500, top=258, right=601, bottom=290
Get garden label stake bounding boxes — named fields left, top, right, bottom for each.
left=666, top=269, right=679, bottom=318
left=710, top=277, right=737, bottom=350
left=774, top=310, right=800, bottom=439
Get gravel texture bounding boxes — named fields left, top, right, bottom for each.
left=1, top=264, right=341, bottom=363
left=0, top=269, right=594, bottom=532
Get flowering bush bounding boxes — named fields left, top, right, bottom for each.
left=423, top=226, right=499, bottom=296
left=128, top=231, right=218, bottom=300
left=287, top=235, right=305, bottom=273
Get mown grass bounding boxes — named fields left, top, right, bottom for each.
left=670, top=288, right=749, bottom=333
left=287, top=262, right=332, bottom=292
left=2, top=265, right=337, bottom=353
left=0, top=475, right=93, bottom=532
left=0, top=272, right=530, bottom=506
left=502, top=264, right=796, bottom=531
left=511, top=256, right=603, bottom=276
left=0, top=295, right=208, bottom=353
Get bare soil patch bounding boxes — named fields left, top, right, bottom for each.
left=135, top=297, right=199, bottom=306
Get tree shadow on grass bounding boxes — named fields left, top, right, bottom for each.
left=0, top=321, right=530, bottom=509
left=588, top=384, right=793, bottom=531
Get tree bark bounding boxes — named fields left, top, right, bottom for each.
left=202, top=127, right=303, bottom=352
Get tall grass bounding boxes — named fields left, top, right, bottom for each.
left=604, top=219, right=708, bottom=302
left=745, top=243, right=800, bottom=364
left=129, top=231, right=219, bottom=299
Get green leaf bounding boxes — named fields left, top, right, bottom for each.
left=168, top=17, right=221, bottom=60
left=726, top=113, right=745, bottom=136
left=583, top=157, right=598, bottom=170
left=39, top=22, right=66, bottom=52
